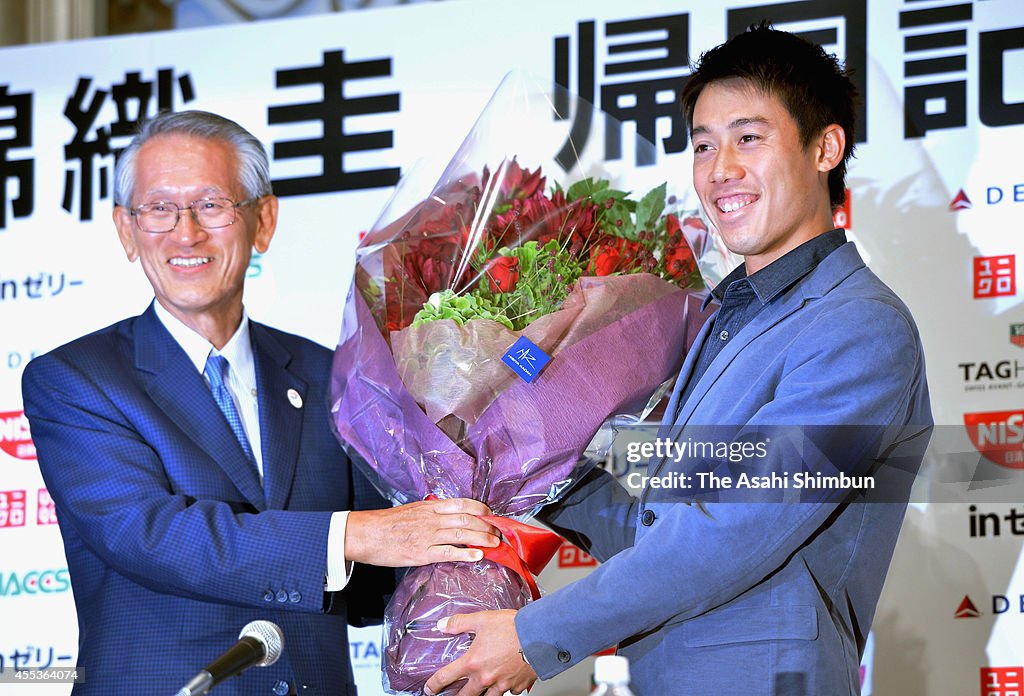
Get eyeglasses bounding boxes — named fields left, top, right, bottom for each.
left=128, top=197, right=257, bottom=234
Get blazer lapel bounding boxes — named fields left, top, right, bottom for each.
left=250, top=323, right=306, bottom=511
left=133, top=305, right=266, bottom=509
left=658, top=312, right=717, bottom=438
left=670, top=242, right=866, bottom=429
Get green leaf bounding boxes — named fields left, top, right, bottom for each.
left=603, top=199, right=636, bottom=238
left=636, top=183, right=667, bottom=232
left=567, top=177, right=610, bottom=202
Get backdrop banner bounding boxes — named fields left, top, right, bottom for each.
left=0, top=0, right=1021, bottom=694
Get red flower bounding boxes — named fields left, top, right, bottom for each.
left=665, top=213, right=682, bottom=240
left=589, top=246, right=621, bottom=276
left=587, top=237, right=642, bottom=276
left=485, top=256, right=520, bottom=293
left=663, top=239, right=697, bottom=281
left=491, top=193, right=561, bottom=250
left=541, top=189, right=599, bottom=253
left=483, top=158, right=545, bottom=202
left=682, top=215, right=707, bottom=232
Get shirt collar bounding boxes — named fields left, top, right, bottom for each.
left=706, top=228, right=847, bottom=308
left=152, top=301, right=256, bottom=391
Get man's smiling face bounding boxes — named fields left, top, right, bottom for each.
left=691, top=78, right=836, bottom=274
left=114, top=133, right=275, bottom=337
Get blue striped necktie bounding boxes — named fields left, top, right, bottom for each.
left=204, top=354, right=257, bottom=465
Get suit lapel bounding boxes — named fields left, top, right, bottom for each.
left=658, top=313, right=716, bottom=438
left=133, top=306, right=266, bottom=509
left=251, top=323, right=306, bottom=511
left=669, top=242, right=866, bottom=429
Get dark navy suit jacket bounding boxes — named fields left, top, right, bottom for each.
left=22, top=304, right=388, bottom=695
left=517, top=242, right=933, bottom=695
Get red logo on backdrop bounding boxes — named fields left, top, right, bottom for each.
left=557, top=543, right=598, bottom=568
left=832, top=190, right=851, bottom=229
left=0, top=490, right=27, bottom=528
left=974, top=255, right=1017, bottom=299
left=982, top=667, right=1024, bottom=696
left=37, top=489, right=57, bottom=526
left=963, top=411, right=1024, bottom=469
left=950, top=189, right=972, bottom=211
left=0, top=410, right=35, bottom=460
left=956, top=595, right=982, bottom=618
left=1012, top=324, right=1024, bottom=349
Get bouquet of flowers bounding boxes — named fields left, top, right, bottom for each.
left=329, top=74, right=722, bottom=695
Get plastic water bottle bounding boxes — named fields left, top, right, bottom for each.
left=592, top=655, right=635, bottom=695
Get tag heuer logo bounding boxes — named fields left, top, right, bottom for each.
left=1012, top=324, right=1024, bottom=349
left=956, top=595, right=981, bottom=618
left=950, top=189, right=972, bottom=211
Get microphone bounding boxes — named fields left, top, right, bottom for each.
left=175, top=620, right=284, bottom=696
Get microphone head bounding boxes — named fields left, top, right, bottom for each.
left=238, top=620, right=284, bottom=667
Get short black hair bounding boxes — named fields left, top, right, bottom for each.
left=681, top=23, right=857, bottom=209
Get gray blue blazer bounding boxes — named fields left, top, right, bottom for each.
left=517, top=242, right=932, bottom=695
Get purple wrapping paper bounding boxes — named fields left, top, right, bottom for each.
left=384, top=560, right=531, bottom=694
left=329, top=273, right=711, bottom=695
left=331, top=274, right=705, bottom=516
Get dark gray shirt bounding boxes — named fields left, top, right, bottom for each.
left=677, top=228, right=848, bottom=408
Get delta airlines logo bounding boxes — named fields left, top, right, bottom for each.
left=964, top=410, right=1024, bottom=469
left=0, top=411, right=35, bottom=460
left=956, top=595, right=982, bottom=618
left=950, top=189, right=972, bottom=211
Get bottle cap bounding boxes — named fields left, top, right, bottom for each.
left=594, top=655, right=630, bottom=685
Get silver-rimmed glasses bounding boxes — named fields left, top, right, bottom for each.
left=128, top=197, right=257, bottom=234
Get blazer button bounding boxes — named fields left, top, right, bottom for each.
left=272, top=680, right=290, bottom=695
left=289, top=590, right=302, bottom=604
left=263, top=590, right=275, bottom=602
left=276, top=590, right=288, bottom=603
left=641, top=509, right=656, bottom=526
left=556, top=650, right=571, bottom=663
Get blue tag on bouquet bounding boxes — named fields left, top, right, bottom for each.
left=502, top=336, right=551, bottom=383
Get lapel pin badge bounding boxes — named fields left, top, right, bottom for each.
left=287, top=388, right=303, bottom=409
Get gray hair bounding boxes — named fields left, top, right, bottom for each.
left=113, top=110, right=273, bottom=207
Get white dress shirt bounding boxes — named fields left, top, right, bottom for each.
left=153, top=301, right=352, bottom=590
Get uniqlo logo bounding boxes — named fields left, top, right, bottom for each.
left=982, top=667, right=1024, bottom=696
left=974, top=255, right=1017, bottom=299
left=37, top=488, right=57, bottom=525
left=558, top=543, right=598, bottom=568
left=0, top=489, right=27, bottom=528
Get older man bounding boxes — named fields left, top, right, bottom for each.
left=22, top=110, right=498, bottom=695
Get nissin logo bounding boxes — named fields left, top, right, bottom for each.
left=963, top=410, right=1024, bottom=469
left=0, top=411, right=35, bottom=460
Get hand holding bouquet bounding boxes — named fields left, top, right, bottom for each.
left=329, top=74, right=723, bottom=694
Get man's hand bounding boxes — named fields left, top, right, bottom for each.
left=423, top=609, right=537, bottom=696
left=345, top=498, right=500, bottom=566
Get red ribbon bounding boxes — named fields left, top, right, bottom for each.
left=475, top=515, right=563, bottom=601
left=423, top=495, right=563, bottom=600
